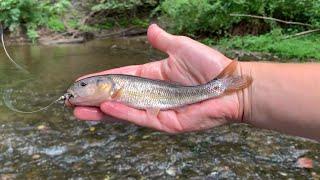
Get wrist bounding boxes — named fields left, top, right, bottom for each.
left=237, top=61, right=254, bottom=124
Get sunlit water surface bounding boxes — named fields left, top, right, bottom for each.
left=0, top=37, right=319, bottom=179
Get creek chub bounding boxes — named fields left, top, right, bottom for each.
left=66, top=61, right=252, bottom=111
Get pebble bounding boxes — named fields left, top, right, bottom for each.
left=297, top=157, right=313, bottom=169
left=0, top=174, right=16, bottom=180
left=279, top=172, right=288, bottom=176
left=89, top=127, right=96, bottom=132
left=37, top=125, right=47, bottom=130
left=128, top=135, right=134, bottom=140
left=32, top=154, right=41, bottom=159
left=311, top=172, right=319, bottom=179
left=142, top=135, right=151, bottom=139
left=166, top=166, right=177, bottom=176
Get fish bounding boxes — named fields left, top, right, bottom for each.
left=65, top=60, right=252, bottom=115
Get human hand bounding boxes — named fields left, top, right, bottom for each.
left=74, top=24, right=242, bottom=133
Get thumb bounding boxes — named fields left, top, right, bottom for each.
left=147, top=24, right=174, bottom=53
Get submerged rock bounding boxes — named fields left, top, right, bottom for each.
left=296, top=157, right=314, bottom=169
left=166, top=166, right=177, bottom=176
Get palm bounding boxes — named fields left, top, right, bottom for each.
left=74, top=25, right=240, bottom=133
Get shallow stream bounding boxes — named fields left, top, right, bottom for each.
left=0, top=37, right=319, bottom=179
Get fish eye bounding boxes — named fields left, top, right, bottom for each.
left=80, top=82, right=87, bottom=87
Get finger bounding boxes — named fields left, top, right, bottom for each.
left=74, top=106, right=105, bottom=121
left=147, top=24, right=174, bottom=53
left=100, top=102, right=164, bottom=129
left=138, top=60, right=168, bottom=80
left=100, top=102, right=147, bottom=125
left=176, top=98, right=231, bottom=130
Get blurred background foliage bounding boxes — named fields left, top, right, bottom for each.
left=0, top=0, right=70, bottom=42
left=158, top=0, right=320, bottom=36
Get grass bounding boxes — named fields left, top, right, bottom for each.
left=48, top=17, right=66, bottom=32
left=93, top=17, right=150, bottom=30
left=203, top=31, right=320, bottom=60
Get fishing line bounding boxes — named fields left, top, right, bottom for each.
left=2, top=89, right=68, bottom=114
left=0, top=24, right=68, bottom=114
left=0, top=24, right=29, bottom=74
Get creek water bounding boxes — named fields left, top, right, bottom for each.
left=0, top=37, right=319, bottom=179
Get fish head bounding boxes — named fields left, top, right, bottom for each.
left=66, top=76, right=115, bottom=106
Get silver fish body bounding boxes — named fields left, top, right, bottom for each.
left=106, top=74, right=226, bottom=109
left=66, top=61, right=252, bottom=110
left=67, top=74, right=250, bottom=110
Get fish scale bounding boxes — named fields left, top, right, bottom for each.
left=108, top=74, right=226, bottom=109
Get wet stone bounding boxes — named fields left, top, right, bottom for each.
left=166, top=166, right=177, bottom=176
left=37, top=125, right=47, bottom=131
left=279, top=172, right=288, bottom=176
left=32, top=154, right=41, bottom=159
left=0, top=174, right=16, bottom=180
left=89, top=127, right=96, bottom=132
left=296, top=157, right=314, bottom=169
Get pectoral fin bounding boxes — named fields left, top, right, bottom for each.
left=146, top=108, right=160, bottom=117
left=111, top=87, right=123, bottom=100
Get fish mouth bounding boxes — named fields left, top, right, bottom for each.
left=66, top=89, right=75, bottom=99
left=64, top=90, right=75, bottom=107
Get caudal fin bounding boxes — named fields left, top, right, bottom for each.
left=212, top=60, right=252, bottom=94
left=224, top=76, right=253, bottom=94
left=214, top=60, right=252, bottom=93
left=216, top=60, right=238, bottom=79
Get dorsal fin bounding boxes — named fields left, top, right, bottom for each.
left=216, top=60, right=238, bottom=79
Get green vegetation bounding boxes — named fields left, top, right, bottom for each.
left=91, top=17, right=150, bottom=30
left=157, top=0, right=320, bottom=60
left=91, top=0, right=158, bottom=13
left=47, top=17, right=66, bottom=32
left=87, top=0, right=157, bottom=30
left=158, top=0, right=320, bottom=36
left=46, top=0, right=157, bottom=34
left=0, top=0, right=70, bottom=42
left=215, top=31, right=320, bottom=60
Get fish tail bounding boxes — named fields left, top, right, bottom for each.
left=223, top=76, right=253, bottom=94
left=215, top=60, right=252, bottom=94
left=215, top=59, right=238, bottom=79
